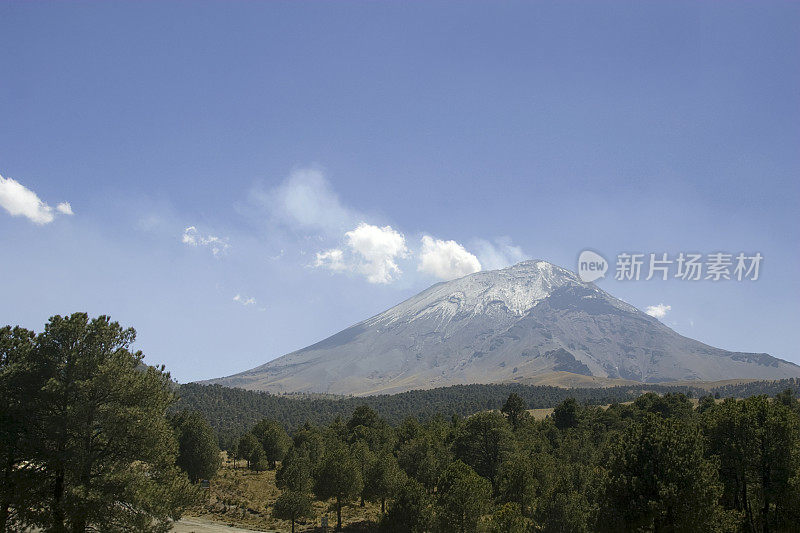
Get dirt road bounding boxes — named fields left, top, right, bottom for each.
left=172, top=517, right=280, bottom=533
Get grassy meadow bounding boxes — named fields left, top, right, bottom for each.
left=186, top=454, right=382, bottom=532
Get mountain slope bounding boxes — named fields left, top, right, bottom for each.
left=205, top=260, right=800, bottom=395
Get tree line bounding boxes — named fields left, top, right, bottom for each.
left=225, top=390, right=800, bottom=532
left=174, top=379, right=800, bottom=451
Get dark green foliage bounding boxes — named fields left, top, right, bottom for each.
left=272, top=490, right=313, bottom=533
left=526, top=439, right=597, bottom=533
left=0, top=326, right=47, bottom=531
left=632, top=392, right=694, bottom=419
left=251, top=418, right=291, bottom=469
left=313, top=438, right=363, bottom=530
left=553, top=397, right=581, bottom=430
left=601, top=413, right=727, bottom=532
left=452, top=411, right=515, bottom=490
left=351, top=439, right=376, bottom=507
left=275, top=442, right=315, bottom=532
left=347, top=404, right=381, bottom=433
left=537, top=487, right=594, bottom=533
left=175, top=379, right=800, bottom=448
left=776, top=387, right=800, bottom=416
left=497, top=451, right=539, bottom=516
left=396, top=416, right=423, bottom=444
left=292, top=422, right=326, bottom=473
left=365, top=452, right=405, bottom=514
left=708, top=378, right=800, bottom=398
left=237, top=433, right=265, bottom=470
left=276, top=447, right=312, bottom=493
left=347, top=404, right=397, bottom=457
left=436, top=460, right=492, bottom=533
left=251, top=386, right=800, bottom=532
left=501, top=392, right=528, bottom=430
left=697, top=394, right=717, bottom=414
left=1, top=314, right=198, bottom=532
left=381, top=477, right=433, bottom=533
left=171, top=410, right=221, bottom=483
left=490, top=502, right=530, bottom=533
left=397, top=434, right=451, bottom=491
left=226, top=440, right=239, bottom=469
left=702, top=395, right=800, bottom=531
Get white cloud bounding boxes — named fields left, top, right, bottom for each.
left=645, top=303, right=672, bottom=319
left=345, top=223, right=408, bottom=284
left=418, top=235, right=481, bottom=280
left=314, top=248, right=348, bottom=272
left=312, top=223, right=408, bottom=283
left=255, top=168, right=357, bottom=235
left=0, top=174, right=72, bottom=225
left=473, top=237, right=527, bottom=270
left=182, top=226, right=230, bottom=257
left=257, top=168, right=516, bottom=285
left=314, top=248, right=350, bottom=272
left=233, top=294, right=257, bottom=306
left=56, top=202, right=74, bottom=215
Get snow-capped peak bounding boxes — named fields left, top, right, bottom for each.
left=367, top=260, right=584, bottom=327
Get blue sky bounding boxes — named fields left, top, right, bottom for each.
left=1, top=1, right=798, bottom=382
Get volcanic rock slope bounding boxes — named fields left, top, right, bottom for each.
left=206, top=260, right=800, bottom=395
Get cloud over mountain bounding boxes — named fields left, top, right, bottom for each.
left=418, top=235, right=481, bottom=280
left=345, top=223, right=408, bottom=283
left=646, top=303, right=672, bottom=319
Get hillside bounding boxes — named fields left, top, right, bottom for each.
left=174, top=377, right=800, bottom=448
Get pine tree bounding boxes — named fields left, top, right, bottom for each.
left=501, top=393, right=528, bottom=430
left=452, top=411, right=514, bottom=490
left=34, top=313, right=199, bottom=532
left=365, top=451, right=404, bottom=514
left=237, top=433, right=264, bottom=470
left=0, top=326, right=48, bottom=531
left=171, top=410, right=221, bottom=483
left=436, top=460, right=492, bottom=533
left=382, top=477, right=434, bottom=533
left=273, top=490, right=313, bottom=533
left=251, top=419, right=291, bottom=469
left=313, top=438, right=362, bottom=530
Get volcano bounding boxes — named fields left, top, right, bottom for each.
left=205, top=260, right=800, bottom=395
